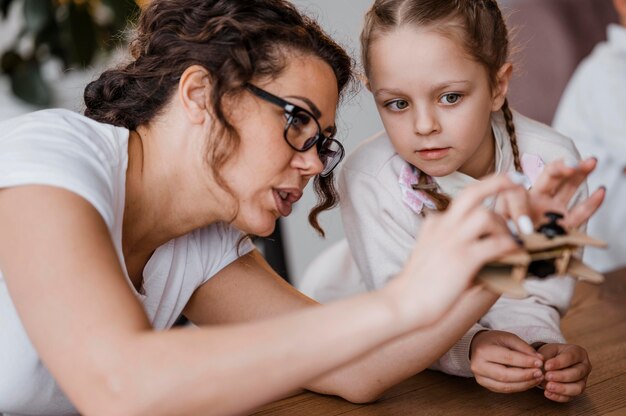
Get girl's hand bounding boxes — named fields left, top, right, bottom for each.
left=470, top=330, right=544, bottom=393
left=536, top=343, right=592, bottom=403
left=387, top=176, right=522, bottom=328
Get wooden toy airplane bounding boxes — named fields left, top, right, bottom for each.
left=478, top=212, right=607, bottom=298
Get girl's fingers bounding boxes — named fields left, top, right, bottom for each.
left=551, top=161, right=594, bottom=205
left=545, top=363, right=591, bottom=383
left=474, top=360, right=542, bottom=383
left=496, top=333, right=544, bottom=359
left=533, top=158, right=596, bottom=204
left=545, top=348, right=586, bottom=371
left=544, top=390, right=574, bottom=403
left=545, top=379, right=586, bottom=397
left=561, top=187, right=606, bottom=229
left=479, top=344, right=543, bottom=369
left=531, top=160, right=573, bottom=196
left=476, top=374, right=543, bottom=393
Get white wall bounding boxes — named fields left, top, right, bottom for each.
left=285, top=1, right=383, bottom=284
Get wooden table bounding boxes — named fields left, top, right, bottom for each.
left=253, top=267, right=626, bottom=416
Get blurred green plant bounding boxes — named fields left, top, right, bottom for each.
left=0, top=0, right=140, bottom=106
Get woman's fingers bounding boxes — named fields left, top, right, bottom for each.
left=494, top=185, right=534, bottom=234
left=468, top=234, right=519, bottom=267
left=456, top=208, right=503, bottom=241
left=449, top=175, right=523, bottom=220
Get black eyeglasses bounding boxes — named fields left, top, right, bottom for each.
left=245, top=83, right=345, bottom=177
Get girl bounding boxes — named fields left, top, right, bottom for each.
left=0, top=0, right=596, bottom=414
left=300, top=0, right=605, bottom=404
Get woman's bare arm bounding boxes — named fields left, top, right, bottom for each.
left=185, top=250, right=497, bottom=402
left=0, top=185, right=485, bottom=415
left=0, top=177, right=522, bottom=415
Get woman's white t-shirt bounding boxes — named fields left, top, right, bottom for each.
left=0, top=109, right=254, bottom=415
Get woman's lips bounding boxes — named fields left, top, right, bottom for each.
left=273, top=189, right=303, bottom=217
left=417, top=147, right=451, bottom=160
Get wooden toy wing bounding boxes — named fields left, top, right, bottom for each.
left=522, top=230, right=607, bottom=252
left=567, top=257, right=605, bottom=283
left=561, top=229, right=608, bottom=248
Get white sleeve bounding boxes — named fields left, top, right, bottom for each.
left=477, top=280, right=571, bottom=346
left=196, top=222, right=255, bottom=285
left=428, top=323, right=488, bottom=378
left=0, top=111, right=122, bottom=228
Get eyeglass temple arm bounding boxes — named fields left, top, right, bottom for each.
left=245, top=84, right=296, bottom=113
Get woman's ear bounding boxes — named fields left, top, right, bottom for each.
left=491, top=63, right=513, bottom=112
left=178, top=65, right=212, bottom=124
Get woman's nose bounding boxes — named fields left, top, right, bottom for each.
left=292, top=146, right=324, bottom=178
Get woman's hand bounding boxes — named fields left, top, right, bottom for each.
left=536, top=343, right=592, bottom=402
left=387, top=175, right=523, bottom=328
left=470, top=330, right=544, bottom=393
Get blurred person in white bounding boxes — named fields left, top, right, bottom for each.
left=553, top=0, right=626, bottom=272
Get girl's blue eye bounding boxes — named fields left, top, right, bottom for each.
left=440, top=93, right=462, bottom=105
left=387, top=99, right=409, bottom=111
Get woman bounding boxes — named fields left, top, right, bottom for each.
left=0, top=1, right=601, bottom=414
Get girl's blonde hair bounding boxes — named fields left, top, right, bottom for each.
left=361, top=0, right=522, bottom=211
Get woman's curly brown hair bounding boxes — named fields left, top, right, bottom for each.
left=84, top=0, right=354, bottom=235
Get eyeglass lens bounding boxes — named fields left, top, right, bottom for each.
left=318, top=139, right=342, bottom=176
left=286, top=110, right=343, bottom=175
left=285, top=111, right=318, bottom=151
